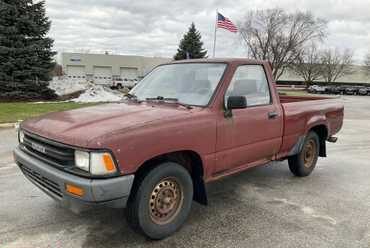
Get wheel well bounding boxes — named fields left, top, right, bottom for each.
left=134, top=151, right=208, bottom=205
left=309, top=125, right=328, bottom=157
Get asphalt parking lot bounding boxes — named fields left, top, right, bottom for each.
left=0, top=95, right=369, bottom=248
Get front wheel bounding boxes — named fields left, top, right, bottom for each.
left=126, top=162, right=193, bottom=239
left=288, top=131, right=320, bottom=177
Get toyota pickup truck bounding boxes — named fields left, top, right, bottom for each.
left=14, top=59, right=344, bottom=239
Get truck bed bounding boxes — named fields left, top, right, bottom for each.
left=279, top=95, right=335, bottom=103
left=278, top=95, right=344, bottom=158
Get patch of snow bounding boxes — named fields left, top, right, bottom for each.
left=28, top=101, right=67, bottom=104
left=49, top=77, right=124, bottom=103
left=71, top=85, right=123, bottom=103
left=49, top=77, right=87, bottom=96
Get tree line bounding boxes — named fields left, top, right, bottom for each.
left=238, top=8, right=361, bottom=86
left=175, top=8, right=370, bottom=86
left=1, top=2, right=370, bottom=101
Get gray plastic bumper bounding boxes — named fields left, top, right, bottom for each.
left=13, top=147, right=134, bottom=213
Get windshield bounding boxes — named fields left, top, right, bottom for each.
left=129, top=63, right=227, bottom=106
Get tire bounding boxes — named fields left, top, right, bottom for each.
left=126, top=162, right=193, bottom=239
left=288, top=131, right=320, bottom=177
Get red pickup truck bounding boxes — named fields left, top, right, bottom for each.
left=14, top=59, right=343, bottom=239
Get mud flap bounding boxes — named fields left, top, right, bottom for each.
left=193, top=176, right=208, bottom=205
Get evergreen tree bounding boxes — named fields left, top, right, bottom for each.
left=174, top=23, right=207, bottom=60
left=0, top=0, right=57, bottom=100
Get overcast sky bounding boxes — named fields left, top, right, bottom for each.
left=45, top=0, right=370, bottom=63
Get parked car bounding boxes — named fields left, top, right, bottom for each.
left=328, top=86, right=345, bottom=95
left=307, top=85, right=317, bottom=93
left=111, top=78, right=124, bottom=89
left=111, top=78, right=138, bottom=89
left=344, top=86, right=359, bottom=95
left=308, top=85, right=328, bottom=94
left=358, top=87, right=370, bottom=96
left=14, top=59, right=344, bottom=239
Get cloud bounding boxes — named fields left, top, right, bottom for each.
left=44, top=0, right=370, bottom=62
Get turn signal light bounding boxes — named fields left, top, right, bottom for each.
left=66, top=184, right=84, bottom=197
left=103, top=153, right=116, bottom=172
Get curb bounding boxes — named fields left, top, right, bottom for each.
left=0, top=123, right=16, bottom=129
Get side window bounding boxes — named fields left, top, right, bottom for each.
left=225, top=65, right=271, bottom=107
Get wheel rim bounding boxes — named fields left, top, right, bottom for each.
left=149, top=177, right=183, bottom=225
left=302, top=139, right=317, bottom=168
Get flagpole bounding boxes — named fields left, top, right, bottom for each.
left=213, top=9, right=218, bottom=58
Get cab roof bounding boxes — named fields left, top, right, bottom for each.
left=169, top=58, right=267, bottom=65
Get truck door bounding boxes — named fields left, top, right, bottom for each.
left=215, top=64, right=283, bottom=174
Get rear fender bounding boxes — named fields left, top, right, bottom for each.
left=288, top=116, right=329, bottom=158
left=305, top=117, right=329, bottom=157
left=305, top=115, right=328, bottom=134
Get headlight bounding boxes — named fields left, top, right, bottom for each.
left=74, top=150, right=117, bottom=175
left=18, top=129, right=25, bottom=143
left=74, top=150, right=90, bottom=172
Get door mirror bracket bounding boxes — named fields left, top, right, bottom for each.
left=224, top=96, right=247, bottom=118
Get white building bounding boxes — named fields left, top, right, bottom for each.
left=56, top=53, right=370, bottom=86
left=56, top=52, right=171, bottom=85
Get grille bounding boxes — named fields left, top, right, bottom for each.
left=20, top=163, right=63, bottom=198
left=22, top=132, right=75, bottom=169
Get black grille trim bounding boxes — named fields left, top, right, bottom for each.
left=22, top=132, right=75, bottom=168
left=19, top=163, right=63, bottom=198
left=20, top=130, right=122, bottom=179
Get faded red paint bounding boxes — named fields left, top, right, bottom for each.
left=21, top=59, right=344, bottom=181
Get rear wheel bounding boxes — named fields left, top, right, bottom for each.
left=288, top=131, right=320, bottom=177
left=126, top=162, right=193, bottom=239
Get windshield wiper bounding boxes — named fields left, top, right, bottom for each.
left=145, top=96, right=193, bottom=109
left=146, top=96, right=178, bottom=101
left=125, top=93, right=141, bottom=102
left=126, top=93, right=137, bottom=99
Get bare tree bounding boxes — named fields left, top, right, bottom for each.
left=292, top=43, right=324, bottom=87
left=320, top=48, right=353, bottom=83
left=239, top=9, right=327, bottom=79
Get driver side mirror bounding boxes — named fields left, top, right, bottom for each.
left=227, top=96, right=247, bottom=109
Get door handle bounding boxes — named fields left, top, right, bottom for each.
left=268, top=111, right=278, bottom=119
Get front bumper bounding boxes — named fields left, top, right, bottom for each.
left=14, top=147, right=134, bottom=213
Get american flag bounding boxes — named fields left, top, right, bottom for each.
left=217, top=13, right=238, bottom=33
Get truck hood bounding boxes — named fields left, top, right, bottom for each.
left=21, top=102, right=195, bottom=147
